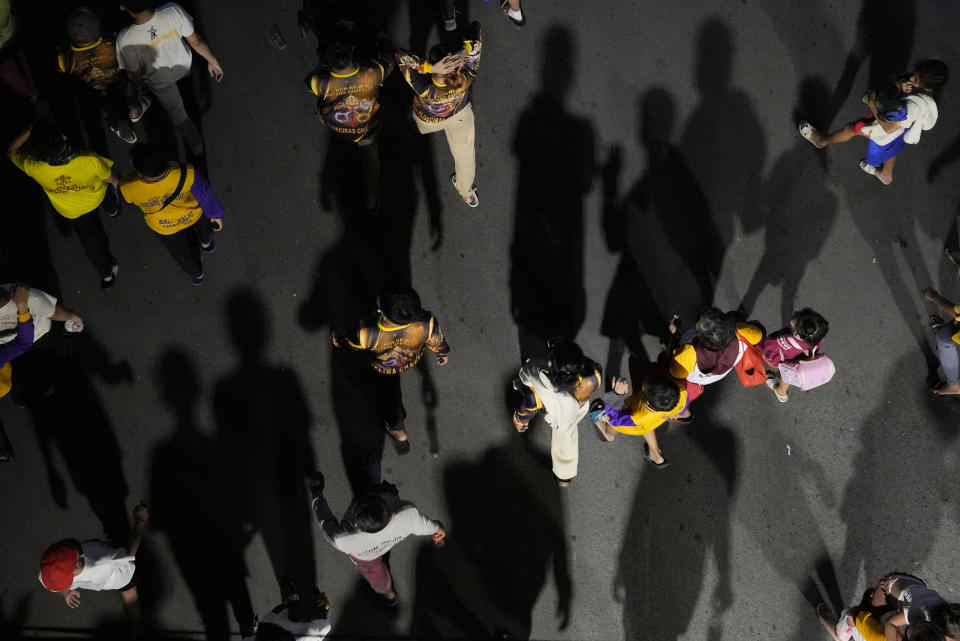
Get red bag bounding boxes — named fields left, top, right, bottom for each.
left=734, top=333, right=767, bottom=387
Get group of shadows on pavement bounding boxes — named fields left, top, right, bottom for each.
left=4, top=0, right=960, bottom=639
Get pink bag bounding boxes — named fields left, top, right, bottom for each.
left=778, top=354, right=835, bottom=390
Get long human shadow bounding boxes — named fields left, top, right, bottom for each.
left=25, top=329, right=134, bottom=544
left=509, top=25, right=595, bottom=360
left=821, top=0, right=916, bottom=130
left=740, top=77, right=840, bottom=321
left=837, top=354, right=956, bottom=603
left=616, top=400, right=737, bottom=641
left=928, top=131, right=960, bottom=254
left=149, top=348, right=255, bottom=640
left=677, top=17, right=766, bottom=288
left=600, top=87, right=717, bottom=377
left=213, top=289, right=317, bottom=594
left=409, top=440, right=571, bottom=639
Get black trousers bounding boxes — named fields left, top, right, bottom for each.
left=155, top=216, right=214, bottom=277
left=374, top=372, right=406, bottom=429
left=72, top=209, right=115, bottom=278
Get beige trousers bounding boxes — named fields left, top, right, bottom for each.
left=550, top=420, right=580, bottom=481
left=414, top=103, right=476, bottom=199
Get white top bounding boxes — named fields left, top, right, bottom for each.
left=71, top=540, right=136, bottom=591
left=0, top=285, right=56, bottom=344
left=686, top=341, right=746, bottom=385
left=259, top=609, right=331, bottom=641
left=328, top=505, right=439, bottom=561
left=116, top=3, right=195, bottom=87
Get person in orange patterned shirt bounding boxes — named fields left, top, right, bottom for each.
left=331, top=286, right=450, bottom=455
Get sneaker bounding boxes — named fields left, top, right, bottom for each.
left=797, top=120, right=824, bottom=148
left=109, top=123, right=137, bottom=144
left=102, top=183, right=120, bottom=217
left=201, top=235, right=216, bottom=253
left=130, top=95, right=152, bottom=123
left=100, top=262, right=119, bottom=290
left=190, top=273, right=204, bottom=286
left=451, top=174, right=479, bottom=207
left=500, top=0, right=526, bottom=27
left=380, top=589, right=399, bottom=607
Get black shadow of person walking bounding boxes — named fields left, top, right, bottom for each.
left=739, top=78, right=840, bottom=322
left=408, top=441, right=571, bottom=639
left=600, top=88, right=718, bottom=377
left=149, top=348, right=255, bottom=640
left=617, top=407, right=737, bottom=641
left=213, top=289, right=317, bottom=594
left=509, top=25, right=595, bottom=361
left=678, top=18, right=766, bottom=295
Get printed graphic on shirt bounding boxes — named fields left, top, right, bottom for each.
left=53, top=175, right=87, bottom=194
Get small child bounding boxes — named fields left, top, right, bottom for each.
left=761, top=309, right=829, bottom=403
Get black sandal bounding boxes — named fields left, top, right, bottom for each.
left=384, top=424, right=411, bottom=455
left=930, top=315, right=946, bottom=330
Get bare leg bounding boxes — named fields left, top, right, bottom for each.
left=641, top=431, right=665, bottom=464
left=775, top=381, right=790, bottom=397
left=508, top=0, right=520, bottom=9
left=120, top=586, right=141, bottom=628
left=876, top=154, right=896, bottom=183
left=812, top=124, right=858, bottom=147
left=595, top=422, right=617, bottom=441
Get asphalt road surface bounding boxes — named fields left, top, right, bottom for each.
left=2, top=0, right=960, bottom=639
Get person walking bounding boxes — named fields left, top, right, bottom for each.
left=8, top=121, right=120, bottom=288
left=57, top=6, right=148, bottom=144
left=310, top=471, right=444, bottom=607
left=922, top=286, right=960, bottom=396
left=305, top=35, right=395, bottom=213
left=799, top=60, right=948, bottom=185
left=395, top=21, right=482, bottom=207
left=0, top=284, right=33, bottom=462
left=39, top=503, right=150, bottom=632
left=760, top=308, right=829, bottom=403
left=116, top=0, right=224, bottom=155
left=331, top=285, right=449, bottom=455
left=120, top=143, right=223, bottom=284
left=512, top=340, right=600, bottom=486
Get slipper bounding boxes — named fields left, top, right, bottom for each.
left=930, top=315, right=946, bottom=330
left=766, top=377, right=789, bottom=403
left=860, top=160, right=891, bottom=184
left=667, top=413, right=694, bottom=424
left=130, top=95, right=152, bottom=123
left=384, top=424, right=411, bottom=455
left=643, top=443, right=669, bottom=468
left=798, top=121, right=825, bottom=149
left=816, top=602, right=839, bottom=636
left=932, top=385, right=960, bottom=396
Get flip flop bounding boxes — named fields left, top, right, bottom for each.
left=860, top=160, right=891, bottom=184
left=643, top=443, right=669, bottom=468
left=766, top=377, right=789, bottom=403
left=798, top=121, right=825, bottom=149
left=384, top=424, right=411, bottom=455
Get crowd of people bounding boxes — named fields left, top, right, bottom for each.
left=1, top=0, right=958, bottom=640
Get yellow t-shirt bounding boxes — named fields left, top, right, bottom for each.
left=119, top=163, right=200, bottom=235
left=669, top=323, right=763, bottom=379
left=854, top=611, right=885, bottom=641
left=610, top=387, right=688, bottom=436
left=951, top=305, right=960, bottom=344
left=9, top=150, right=112, bottom=218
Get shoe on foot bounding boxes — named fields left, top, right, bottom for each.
left=643, top=443, right=669, bottom=468
left=201, top=235, right=216, bottom=253
left=798, top=120, right=824, bottom=148
left=500, top=0, right=526, bottom=27
left=765, top=376, right=789, bottom=403
left=381, top=589, right=399, bottom=607
left=100, top=262, right=119, bottom=290
left=109, top=123, right=137, bottom=144
left=190, top=273, right=204, bottom=286
left=102, top=183, right=120, bottom=217
left=451, top=174, right=479, bottom=207
left=130, top=95, right=152, bottom=123
left=384, top=423, right=411, bottom=455
left=860, top=160, right=891, bottom=184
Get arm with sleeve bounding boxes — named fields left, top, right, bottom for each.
left=189, top=170, right=225, bottom=218
left=514, top=389, right=543, bottom=425
left=0, top=313, right=33, bottom=364
left=461, top=23, right=482, bottom=78
left=425, top=316, right=451, bottom=356
left=395, top=50, right=433, bottom=96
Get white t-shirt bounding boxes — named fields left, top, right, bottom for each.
left=71, top=540, right=136, bottom=591
left=0, top=285, right=56, bottom=344
left=116, top=3, right=195, bottom=87
left=329, top=505, right=439, bottom=561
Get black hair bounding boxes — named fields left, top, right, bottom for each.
left=428, top=42, right=457, bottom=65
left=791, top=308, right=828, bottom=345
left=377, top=285, right=430, bottom=324
left=354, top=496, right=389, bottom=533
left=914, top=59, right=949, bottom=95
left=545, top=341, right=599, bottom=394
left=29, top=121, right=68, bottom=160
left=641, top=374, right=681, bottom=411
left=321, top=40, right=355, bottom=70
left=906, top=620, right=945, bottom=641
left=696, top=307, right=736, bottom=351
left=120, top=0, right=152, bottom=13
left=934, top=603, right=960, bottom=640
left=130, top=142, right=169, bottom=178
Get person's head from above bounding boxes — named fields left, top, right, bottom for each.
left=376, top=285, right=428, bottom=324
left=695, top=306, right=736, bottom=351
left=39, top=538, right=84, bottom=592
left=130, top=142, right=170, bottom=179
left=118, top=0, right=153, bottom=16
left=28, top=120, right=70, bottom=162
left=545, top=340, right=594, bottom=391
left=641, top=373, right=681, bottom=412
left=353, top=496, right=390, bottom=533
left=935, top=603, right=960, bottom=641
left=899, top=59, right=949, bottom=95
left=322, top=39, right=356, bottom=74
left=790, top=308, right=828, bottom=345
left=66, top=6, right=101, bottom=47
left=428, top=42, right=465, bottom=88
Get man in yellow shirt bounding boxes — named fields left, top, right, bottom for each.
left=8, top=122, right=120, bottom=288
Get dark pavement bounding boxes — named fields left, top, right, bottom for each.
left=2, top=0, right=960, bottom=639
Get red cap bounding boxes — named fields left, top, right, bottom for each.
left=39, top=541, right=79, bottom=592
